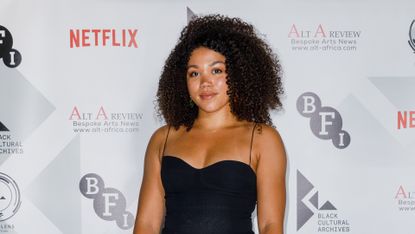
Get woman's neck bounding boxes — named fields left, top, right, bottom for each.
left=193, top=105, right=243, bottom=131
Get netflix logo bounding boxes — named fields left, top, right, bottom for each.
left=397, top=111, right=415, bottom=129
left=69, top=29, right=138, bottom=48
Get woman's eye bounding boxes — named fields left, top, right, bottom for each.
left=212, top=69, right=222, bottom=74
left=188, top=71, right=199, bottom=77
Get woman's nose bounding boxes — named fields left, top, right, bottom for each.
left=200, top=71, right=213, bottom=86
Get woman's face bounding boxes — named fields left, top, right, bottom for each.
left=186, top=47, right=230, bottom=114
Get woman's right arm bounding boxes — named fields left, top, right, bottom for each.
left=133, top=126, right=167, bottom=234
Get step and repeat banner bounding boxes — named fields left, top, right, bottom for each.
left=1, top=0, right=415, bottom=233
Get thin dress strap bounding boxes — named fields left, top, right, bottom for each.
left=249, top=123, right=257, bottom=166
left=162, top=125, right=171, bottom=157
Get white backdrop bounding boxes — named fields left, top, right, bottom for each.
left=1, top=0, right=415, bottom=233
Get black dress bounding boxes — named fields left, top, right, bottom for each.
left=160, top=124, right=257, bottom=234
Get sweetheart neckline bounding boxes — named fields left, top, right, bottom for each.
left=162, top=155, right=257, bottom=177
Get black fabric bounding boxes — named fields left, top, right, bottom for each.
left=160, top=155, right=257, bottom=234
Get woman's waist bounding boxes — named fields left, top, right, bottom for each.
left=163, top=212, right=254, bottom=234
left=165, top=194, right=256, bottom=214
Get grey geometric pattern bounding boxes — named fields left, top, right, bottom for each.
left=25, top=135, right=81, bottom=234
left=369, top=77, right=415, bottom=109
left=338, top=94, right=410, bottom=165
left=0, top=65, right=55, bottom=164
left=187, top=7, right=196, bottom=23
left=0, top=65, right=55, bottom=139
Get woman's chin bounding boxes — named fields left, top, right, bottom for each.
left=196, top=103, right=230, bottom=114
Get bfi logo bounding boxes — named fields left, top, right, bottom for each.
left=297, top=92, right=350, bottom=149
left=0, top=25, right=22, bottom=68
left=79, top=173, right=134, bottom=230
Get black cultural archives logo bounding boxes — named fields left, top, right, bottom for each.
left=409, top=20, right=415, bottom=53
left=297, top=170, right=350, bottom=232
left=0, top=122, right=9, bottom=132
left=0, top=25, right=22, bottom=68
left=0, top=123, right=24, bottom=155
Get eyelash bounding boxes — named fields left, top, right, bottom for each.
left=189, top=71, right=199, bottom=77
left=188, top=69, right=223, bottom=78
left=212, top=69, right=222, bottom=74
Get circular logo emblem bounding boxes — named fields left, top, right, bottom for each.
left=0, top=173, right=21, bottom=221
left=409, top=20, right=415, bottom=53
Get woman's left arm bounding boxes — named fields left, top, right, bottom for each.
left=255, top=125, right=287, bottom=234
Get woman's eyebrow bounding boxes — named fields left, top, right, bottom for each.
left=187, top=61, right=225, bottom=69
left=187, top=64, right=198, bottom=69
left=210, top=61, right=225, bottom=66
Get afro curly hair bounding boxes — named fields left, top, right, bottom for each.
left=156, top=14, right=283, bottom=131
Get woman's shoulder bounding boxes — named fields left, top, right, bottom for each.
left=253, top=123, right=281, bottom=137
left=252, top=123, right=286, bottom=170
left=151, top=124, right=177, bottom=143
left=144, top=124, right=182, bottom=162
left=151, top=124, right=170, bottom=138
left=148, top=124, right=183, bottom=148
left=146, top=125, right=170, bottom=153
left=253, top=123, right=284, bottom=150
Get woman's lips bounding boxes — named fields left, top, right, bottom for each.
left=199, top=93, right=217, bottom=100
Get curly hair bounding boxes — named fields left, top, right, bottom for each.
left=156, top=14, right=283, bottom=131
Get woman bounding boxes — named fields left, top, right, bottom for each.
left=134, top=14, right=286, bottom=234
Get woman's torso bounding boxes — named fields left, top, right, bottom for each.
left=160, top=123, right=258, bottom=234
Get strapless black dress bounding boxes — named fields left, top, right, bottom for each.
left=160, top=155, right=257, bottom=234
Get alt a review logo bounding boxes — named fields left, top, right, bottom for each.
left=0, top=25, right=22, bottom=68
left=297, top=92, right=350, bottom=149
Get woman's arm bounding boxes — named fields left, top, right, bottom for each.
left=255, top=125, right=287, bottom=234
left=133, top=126, right=168, bottom=234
